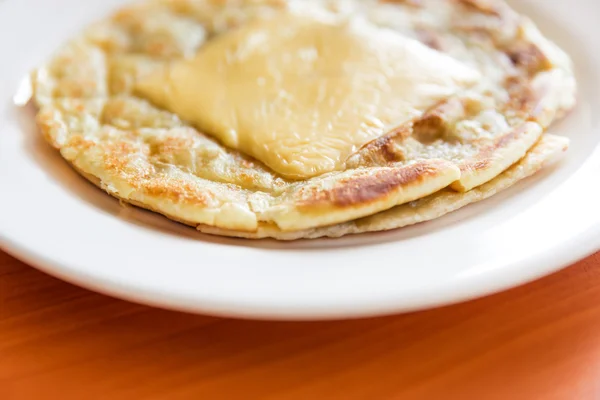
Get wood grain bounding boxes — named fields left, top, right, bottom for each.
left=2, top=250, right=600, bottom=399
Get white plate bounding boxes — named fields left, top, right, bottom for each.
left=1, top=0, right=599, bottom=320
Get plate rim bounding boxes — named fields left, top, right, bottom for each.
left=2, top=222, right=600, bottom=320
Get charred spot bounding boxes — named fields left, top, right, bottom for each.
left=379, top=0, right=424, bottom=7
left=300, top=162, right=443, bottom=208
left=413, top=98, right=465, bottom=144
left=416, top=28, right=444, bottom=51
left=380, top=137, right=405, bottom=163
left=456, top=0, right=502, bottom=16
left=413, top=116, right=445, bottom=144
left=507, top=43, right=552, bottom=76
left=350, top=125, right=411, bottom=167
left=330, top=163, right=436, bottom=207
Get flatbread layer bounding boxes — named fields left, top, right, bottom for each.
left=198, top=134, right=569, bottom=239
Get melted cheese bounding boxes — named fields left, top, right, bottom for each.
left=136, top=12, right=480, bottom=179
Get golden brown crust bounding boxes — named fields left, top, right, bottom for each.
left=507, top=42, right=552, bottom=76
left=412, top=98, right=466, bottom=143
left=457, top=0, right=503, bottom=16
left=348, top=125, right=411, bottom=167
left=451, top=122, right=543, bottom=192
left=299, top=161, right=449, bottom=209
left=379, top=0, right=424, bottom=7
left=461, top=123, right=532, bottom=172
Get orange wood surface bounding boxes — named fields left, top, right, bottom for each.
left=2, top=250, right=600, bottom=399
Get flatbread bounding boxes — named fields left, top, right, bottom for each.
left=32, top=0, right=576, bottom=237
left=198, top=134, right=569, bottom=239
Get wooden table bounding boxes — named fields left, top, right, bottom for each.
left=2, top=250, right=600, bottom=400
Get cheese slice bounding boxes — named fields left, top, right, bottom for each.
left=136, top=12, right=481, bottom=179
